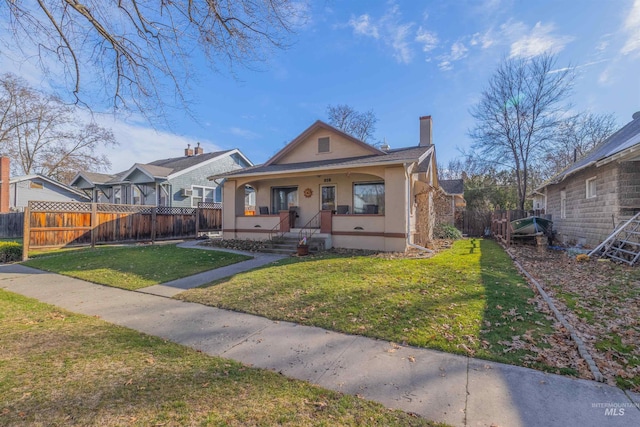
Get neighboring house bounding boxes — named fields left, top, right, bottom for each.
left=536, top=112, right=640, bottom=247
left=70, top=144, right=253, bottom=208
left=7, top=174, right=90, bottom=211
left=436, top=179, right=466, bottom=226
left=211, top=116, right=442, bottom=252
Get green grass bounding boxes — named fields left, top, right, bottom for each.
left=178, top=239, right=559, bottom=371
left=23, top=244, right=252, bottom=290
left=0, top=289, right=440, bottom=426
left=0, top=237, right=22, bottom=244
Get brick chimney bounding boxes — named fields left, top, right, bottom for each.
left=185, top=144, right=194, bottom=157
left=194, top=142, right=204, bottom=155
left=419, top=115, right=433, bottom=146
left=0, top=157, right=10, bottom=213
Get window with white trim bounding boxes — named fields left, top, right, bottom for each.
left=191, top=185, right=217, bottom=207
left=586, top=176, right=597, bottom=199
left=113, top=186, right=122, bottom=204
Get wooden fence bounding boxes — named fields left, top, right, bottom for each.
left=457, top=210, right=491, bottom=237
left=0, top=212, right=24, bottom=238
left=491, top=209, right=549, bottom=246
left=23, top=201, right=222, bottom=259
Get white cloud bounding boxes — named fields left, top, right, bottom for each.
left=389, top=22, right=415, bottom=63
left=347, top=4, right=416, bottom=64
left=229, top=127, right=260, bottom=139
left=470, top=29, right=496, bottom=49
left=92, top=115, right=222, bottom=173
left=415, top=27, right=438, bottom=52
left=508, top=21, right=574, bottom=58
left=348, top=14, right=379, bottom=38
left=621, top=0, right=640, bottom=55
left=437, top=41, right=468, bottom=71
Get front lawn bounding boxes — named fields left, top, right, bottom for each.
left=23, top=244, right=251, bottom=290
left=178, top=239, right=574, bottom=374
left=0, top=289, right=438, bottom=426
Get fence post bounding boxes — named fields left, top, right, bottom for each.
left=90, top=203, right=97, bottom=249
left=22, top=206, right=30, bottom=261
left=151, top=207, right=157, bottom=244
left=195, top=206, right=200, bottom=236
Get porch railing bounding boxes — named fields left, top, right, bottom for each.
left=269, top=212, right=290, bottom=241
left=298, top=211, right=321, bottom=243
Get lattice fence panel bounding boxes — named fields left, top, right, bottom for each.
left=198, top=202, right=223, bottom=210
left=157, top=207, right=196, bottom=215
left=96, top=203, right=155, bottom=214
left=29, top=201, right=92, bottom=212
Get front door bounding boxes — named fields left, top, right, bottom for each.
left=321, top=185, right=336, bottom=211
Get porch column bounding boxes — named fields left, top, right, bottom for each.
left=320, top=210, right=333, bottom=234
left=279, top=211, right=290, bottom=232
left=221, top=180, right=239, bottom=239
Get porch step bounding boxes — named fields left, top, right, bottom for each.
left=265, top=237, right=325, bottom=255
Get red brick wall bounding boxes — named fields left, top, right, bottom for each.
left=0, top=157, right=9, bottom=213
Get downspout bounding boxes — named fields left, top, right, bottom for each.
left=404, top=163, right=434, bottom=253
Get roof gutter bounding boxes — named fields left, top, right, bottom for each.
left=404, top=162, right=434, bottom=254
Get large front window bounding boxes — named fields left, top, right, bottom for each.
left=353, top=182, right=384, bottom=214
left=272, top=186, right=298, bottom=213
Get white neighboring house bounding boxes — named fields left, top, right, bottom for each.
left=9, top=174, right=91, bottom=211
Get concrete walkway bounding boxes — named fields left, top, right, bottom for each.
left=138, top=241, right=285, bottom=297
left=1, top=248, right=639, bottom=426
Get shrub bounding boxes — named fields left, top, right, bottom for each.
left=434, top=223, right=463, bottom=240
left=0, top=242, right=22, bottom=263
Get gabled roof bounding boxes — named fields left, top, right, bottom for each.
left=121, top=163, right=174, bottom=182
left=210, top=145, right=433, bottom=180
left=439, top=179, right=464, bottom=195
left=148, top=150, right=233, bottom=171
left=264, top=120, right=385, bottom=166
left=539, top=114, right=640, bottom=189
left=71, top=148, right=253, bottom=187
left=10, top=174, right=91, bottom=200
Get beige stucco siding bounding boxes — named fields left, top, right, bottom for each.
left=277, top=129, right=378, bottom=164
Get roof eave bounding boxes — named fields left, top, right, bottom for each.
left=208, top=157, right=422, bottom=181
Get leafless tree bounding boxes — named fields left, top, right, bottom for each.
left=0, top=73, right=116, bottom=183
left=327, top=104, right=377, bottom=143
left=541, top=112, right=618, bottom=179
left=469, top=53, right=574, bottom=210
left=0, top=0, right=303, bottom=120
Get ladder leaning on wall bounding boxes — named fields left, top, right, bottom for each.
left=589, top=212, right=640, bottom=266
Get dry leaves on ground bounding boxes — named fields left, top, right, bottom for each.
left=509, top=244, right=640, bottom=391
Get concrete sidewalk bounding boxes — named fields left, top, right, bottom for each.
left=1, top=262, right=639, bottom=426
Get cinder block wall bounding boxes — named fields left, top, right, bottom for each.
left=546, top=161, right=619, bottom=247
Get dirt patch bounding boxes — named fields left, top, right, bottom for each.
left=508, top=243, right=640, bottom=391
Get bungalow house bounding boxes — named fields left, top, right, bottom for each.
left=536, top=111, right=640, bottom=247
left=0, top=157, right=90, bottom=212
left=211, top=116, right=441, bottom=252
left=70, top=145, right=252, bottom=208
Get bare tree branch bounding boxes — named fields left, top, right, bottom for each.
left=0, top=73, right=117, bottom=182
left=326, top=104, right=378, bottom=143
left=469, top=53, right=574, bottom=210
left=0, top=0, right=303, bottom=122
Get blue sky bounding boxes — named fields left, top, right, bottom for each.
left=3, top=0, right=640, bottom=174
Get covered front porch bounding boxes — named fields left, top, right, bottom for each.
left=221, top=166, right=411, bottom=252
